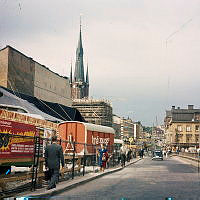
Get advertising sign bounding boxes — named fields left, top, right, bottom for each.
left=0, top=119, right=36, bottom=158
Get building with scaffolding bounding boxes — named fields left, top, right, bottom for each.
left=72, top=99, right=113, bottom=127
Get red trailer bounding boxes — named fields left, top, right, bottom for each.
left=58, top=121, right=115, bottom=155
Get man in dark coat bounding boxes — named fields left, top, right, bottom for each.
left=45, top=135, right=64, bottom=190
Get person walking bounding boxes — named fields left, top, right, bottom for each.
left=44, top=135, right=65, bottom=190
left=120, top=144, right=126, bottom=167
left=98, top=144, right=109, bottom=172
left=139, top=148, right=144, bottom=158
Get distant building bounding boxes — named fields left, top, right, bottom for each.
left=164, top=105, right=200, bottom=149
left=72, top=99, right=112, bottom=127
left=121, top=117, right=134, bottom=140
left=0, top=45, right=72, bottom=106
left=112, top=114, right=121, bottom=139
left=134, top=121, right=143, bottom=139
left=70, top=24, right=89, bottom=100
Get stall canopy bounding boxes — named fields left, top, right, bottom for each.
left=0, top=86, right=85, bottom=123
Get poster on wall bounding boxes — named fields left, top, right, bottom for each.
left=0, top=119, right=36, bottom=159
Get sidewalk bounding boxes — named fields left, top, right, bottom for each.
left=15, top=158, right=141, bottom=199
left=172, top=155, right=200, bottom=168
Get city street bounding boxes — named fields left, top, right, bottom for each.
left=50, top=157, right=200, bottom=200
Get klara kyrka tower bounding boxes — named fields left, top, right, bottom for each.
left=70, top=23, right=89, bottom=99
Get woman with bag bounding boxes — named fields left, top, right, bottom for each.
left=98, top=144, right=109, bottom=172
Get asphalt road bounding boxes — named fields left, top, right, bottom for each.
left=50, top=157, right=200, bottom=200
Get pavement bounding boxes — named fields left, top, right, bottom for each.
left=47, top=156, right=200, bottom=200
left=173, top=154, right=200, bottom=168
left=15, top=158, right=141, bottom=199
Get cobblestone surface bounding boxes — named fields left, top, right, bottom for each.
left=50, top=157, right=200, bottom=200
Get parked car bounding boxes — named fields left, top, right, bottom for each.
left=152, top=150, right=163, bottom=160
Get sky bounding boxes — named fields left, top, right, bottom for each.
left=0, top=0, right=200, bottom=126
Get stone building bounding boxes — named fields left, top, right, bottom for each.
left=164, top=105, right=200, bottom=149
left=0, top=45, right=72, bottom=106
left=0, top=46, right=35, bottom=96
left=120, top=117, right=134, bottom=140
left=72, top=99, right=113, bottom=127
left=112, top=114, right=121, bottom=139
left=133, top=121, right=143, bottom=139
left=70, top=24, right=89, bottom=99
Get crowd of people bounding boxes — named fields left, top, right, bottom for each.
left=44, top=136, right=144, bottom=190
left=97, top=143, right=139, bottom=171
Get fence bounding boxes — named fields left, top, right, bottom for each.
left=0, top=133, right=133, bottom=198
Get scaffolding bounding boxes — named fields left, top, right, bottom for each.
left=72, top=99, right=113, bottom=127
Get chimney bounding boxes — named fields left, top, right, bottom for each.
left=172, top=106, right=175, bottom=110
left=188, top=105, right=194, bottom=110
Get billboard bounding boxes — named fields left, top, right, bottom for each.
left=0, top=119, right=36, bottom=159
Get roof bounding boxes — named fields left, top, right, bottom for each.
left=0, top=86, right=85, bottom=123
left=59, top=121, right=115, bottom=134
left=166, top=108, right=200, bottom=122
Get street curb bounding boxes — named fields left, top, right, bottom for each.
left=172, top=155, right=199, bottom=168
left=24, top=158, right=141, bottom=199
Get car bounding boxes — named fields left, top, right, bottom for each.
left=152, top=150, right=163, bottom=160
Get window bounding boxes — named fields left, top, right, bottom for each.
left=186, top=134, right=192, bottom=142
left=177, top=125, right=182, bottom=132
left=186, top=125, right=191, bottom=132
left=195, top=125, right=199, bottom=132
left=195, top=135, right=199, bottom=143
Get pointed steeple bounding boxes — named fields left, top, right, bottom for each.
left=86, top=63, right=89, bottom=84
left=70, top=61, right=73, bottom=84
left=74, top=19, right=85, bottom=82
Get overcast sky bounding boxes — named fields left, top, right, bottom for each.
left=1, top=0, right=200, bottom=126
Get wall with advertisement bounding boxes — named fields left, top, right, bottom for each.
left=0, top=119, right=36, bottom=159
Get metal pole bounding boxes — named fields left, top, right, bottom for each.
left=72, top=141, right=76, bottom=179
left=83, top=143, right=85, bottom=176
left=33, top=136, right=40, bottom=190
left=31, top=136, right=37, bottom=191
left=112, top=145, right=114, bottom=167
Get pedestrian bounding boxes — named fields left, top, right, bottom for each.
left=44, top=135, right=65, bottom=190
left=127, top=148, right=131, bottom=162
left=98, top=144, right=109, bottom=172
left=139, top=148, right=144, bottom=158
left=120, top=144, right=126, bottom=167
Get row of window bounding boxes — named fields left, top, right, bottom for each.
left=177, top=125, right=199, bottom=132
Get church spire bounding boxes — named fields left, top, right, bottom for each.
left=71, top=18, right=89, bottom=100
left=86, top=63, right=89, bottom=84
left=70, top=61, right=73, bottom=84
left=74, top=17, right=84, bottom=82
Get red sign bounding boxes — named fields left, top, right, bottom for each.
left=0, top=119, right=36, bottom=158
